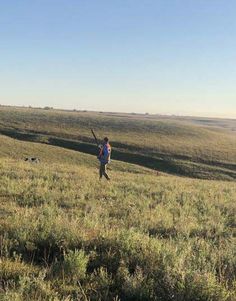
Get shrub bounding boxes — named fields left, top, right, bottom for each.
left=2, top=272, right=60, bottom=301
left=52, top=249, right=89, bottom=283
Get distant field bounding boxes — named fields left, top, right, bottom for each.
left=0, top=106, right=235, bottom=180
left=0, top=133, right=235, bottom=301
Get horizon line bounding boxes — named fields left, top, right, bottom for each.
left=1, top=103, right=236, bottom=120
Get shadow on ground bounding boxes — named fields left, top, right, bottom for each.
left=0, top=128, right=235, bottom=181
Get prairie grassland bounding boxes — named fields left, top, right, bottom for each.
left=0, top=106, right=235, bottom=180
left=0, top=135, right=235, bottom=301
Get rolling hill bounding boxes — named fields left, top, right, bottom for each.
left=0, top=106, right=235, bottom=181
left=0, top=111, right=235, bottom=300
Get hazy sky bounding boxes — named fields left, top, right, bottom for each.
left=0, top=0, right=236, bottom=117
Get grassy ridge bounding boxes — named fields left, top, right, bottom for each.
left=0, top=134, right=151, bottom=175
left=0, top=106, right=235, bottom=180
left=0, top=134, right=236, bottom=300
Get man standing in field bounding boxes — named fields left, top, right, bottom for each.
left=98, top=137, right=111, bottom=180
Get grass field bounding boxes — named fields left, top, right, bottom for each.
left=0, top=107, right=236, bottom=300
left=0, top=106, right=235, bottom=180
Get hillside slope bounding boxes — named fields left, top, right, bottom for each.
left=0, top=106, right=235, bottom=180
left=0, top=134, right=235, bottom=301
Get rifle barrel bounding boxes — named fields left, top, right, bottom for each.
left=91, top=129, right=99, bottom=146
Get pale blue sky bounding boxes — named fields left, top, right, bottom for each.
left=0, top=0, right=235, bottom=117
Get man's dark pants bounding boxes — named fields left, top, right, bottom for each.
left=99, top=163, right=110, bottom=180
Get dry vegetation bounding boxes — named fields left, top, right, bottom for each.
left=0, top=106, right=235, bottom=180
left=0, top=131, right=235, bottom=300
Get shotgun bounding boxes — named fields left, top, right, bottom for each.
left=91, top=129, right=99, bottom=147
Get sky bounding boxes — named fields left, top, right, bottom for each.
left=0, top=0, right=236, bottom=118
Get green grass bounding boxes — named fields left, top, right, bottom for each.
left=0, top=106, right=235, bottom=180
left=0, top=133, right=235, bottom=300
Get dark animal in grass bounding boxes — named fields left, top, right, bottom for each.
left=24, top=157, right=40, bottom=163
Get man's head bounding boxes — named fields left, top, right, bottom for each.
left=103, top=137, right=109, bottom=144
